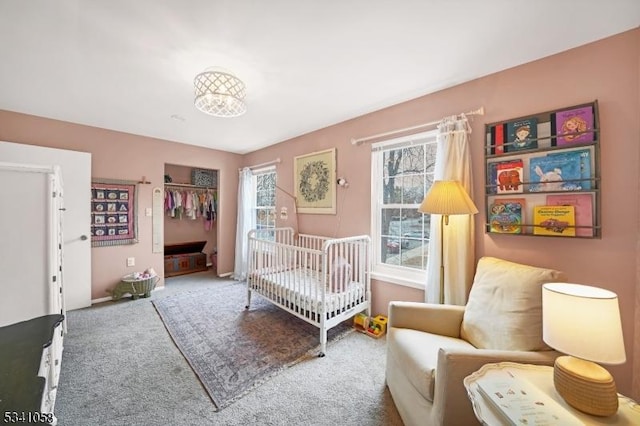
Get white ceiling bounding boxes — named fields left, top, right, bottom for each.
left=0, top=1, right=638, bottom=154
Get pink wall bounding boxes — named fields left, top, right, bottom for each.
left=0, top=113, right=242, bottom=298
left=243, top=29, right=640, bottom=398
left=164, top=164, right=218, bottom=263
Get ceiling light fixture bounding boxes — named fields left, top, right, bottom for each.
left=194, top=68, right=246, bottom=117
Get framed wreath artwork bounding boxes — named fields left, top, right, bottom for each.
left=294, top=148, right=336, bottom=214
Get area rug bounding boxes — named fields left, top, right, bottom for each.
left=152, top=282, right=353, bottom=411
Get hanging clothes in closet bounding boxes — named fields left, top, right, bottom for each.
left=164, top=186, right=217, bottom=230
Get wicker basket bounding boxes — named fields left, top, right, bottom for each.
left=112, top=274, right=159, bottom=300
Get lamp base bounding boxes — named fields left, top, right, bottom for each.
left=553, top=355, right=619, bottom=417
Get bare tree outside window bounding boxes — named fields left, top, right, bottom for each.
left=255, top=171, right=276, bottom=239
left=378, top=141, right=436, bottom=270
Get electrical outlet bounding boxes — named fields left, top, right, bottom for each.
left=127, top=257, right=135, bottom=267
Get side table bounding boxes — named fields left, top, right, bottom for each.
left=464, top=362, right=640, bottom=425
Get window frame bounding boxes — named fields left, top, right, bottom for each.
left=369, top=130, right=438, bottom=289
left=252, top=166, right=277, bottom=235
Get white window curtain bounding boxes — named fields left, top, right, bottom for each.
left=425, top=115, right=476, bottom=305
left=232, top=168, right=255, bottom=281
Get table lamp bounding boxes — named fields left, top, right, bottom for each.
left=418, top=180, right=478, bottom=304
left=542, top=283, right=626, bottom=417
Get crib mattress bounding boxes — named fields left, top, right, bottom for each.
left=249, top=268, right=366, bottom=315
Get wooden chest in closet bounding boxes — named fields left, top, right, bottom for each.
left=164, top=241, right=208, bottom=277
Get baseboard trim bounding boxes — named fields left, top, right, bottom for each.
left=218, top=272, right=232, bottom=278
left=91, top=296, right=111, bottom=304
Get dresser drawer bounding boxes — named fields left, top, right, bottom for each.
left=37, top=321, right=63, bottom=416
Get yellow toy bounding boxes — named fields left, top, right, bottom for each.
left=354, top=313, right=388, bottom=338
left=366, top=315, right=388, bottom=338
left=353, top=312, right=369, bottom=332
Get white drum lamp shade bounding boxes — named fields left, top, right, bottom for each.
left=542, top=283, right=626, bottom=416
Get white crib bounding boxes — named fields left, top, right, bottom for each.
left=246, top=227, right=371, bottom=356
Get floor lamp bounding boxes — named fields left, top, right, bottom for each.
left=418, top=180, right=478, bottom=304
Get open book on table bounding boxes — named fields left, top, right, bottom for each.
left=475, top=369, right=582, bottom=426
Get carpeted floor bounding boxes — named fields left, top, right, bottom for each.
left=153, top=282, right=352, bottom=411
left=55, top=271, right=404, bottom=425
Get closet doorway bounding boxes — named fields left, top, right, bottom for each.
left=163, top=164, right=218, bottom=277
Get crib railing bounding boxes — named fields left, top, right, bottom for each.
left=322, top=235, right=370, bottom=313
left=247, top=228, right=371, bottom=317
left=247, top=228, right=320, bottom=317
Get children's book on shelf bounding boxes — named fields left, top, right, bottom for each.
left=546, top=193, right=594, bottom=237
left=487, top=160, right=517, bottom=195
left=489, top=123, right=506, bottom=155
left=529, top=149, right=591, bottom=192
left=488, top=198, right=525, bottom=234
left=533, top=205, right=576, bottom=236
left=495, top=159, right=524, bottom=194
left=506, top=117, right=538, bottom=152
left=551, top=105, right=595, bottom=146
left=546, top=148, right=592, bottom=190
left=475, top=369, right=583, bottom=426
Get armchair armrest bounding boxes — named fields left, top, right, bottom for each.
left=433, top=346, right=561, bottom=426
left=388, top=301, right=465, bottom=338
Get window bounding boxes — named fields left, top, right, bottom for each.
left=370, top=130, right=437, bottom=287
left=253, top=167, right=276, bottom=236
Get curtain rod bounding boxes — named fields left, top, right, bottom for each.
left=239, top=157, right=281, bottom=171
left=351, top=106, right=485, bottom=146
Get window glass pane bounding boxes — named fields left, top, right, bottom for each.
left=256, top=191, right=275, bottom=207
left=255, top=209, right=267, bottom=228
left=266, top=208, right=276, bottom=227
left=424, top=143, right=437, bottom=173
left=381, top=208, right=401, bottom=234
left=401, top=145, right=425, bottom=174
left=400, top=241, right=428, bottom=270
left=399, top=175, right=424, bottom=204
left=382, top=175, right=402, bottom=204
left=383, top=149, right=402, bottom=178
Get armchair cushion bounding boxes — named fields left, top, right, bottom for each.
left=460, top=256, right=566, bottom=351
left=387, top=327, right=475, bottom=402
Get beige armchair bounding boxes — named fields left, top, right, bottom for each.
left=385, top=257, right=566, bottom=426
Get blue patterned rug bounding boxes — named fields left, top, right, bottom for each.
left=152, top=282, right=352, bottom=411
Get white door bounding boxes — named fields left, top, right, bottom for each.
left=0, top=141, right=91, bottom=310
left=0, top=163, right=63, bottom=327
